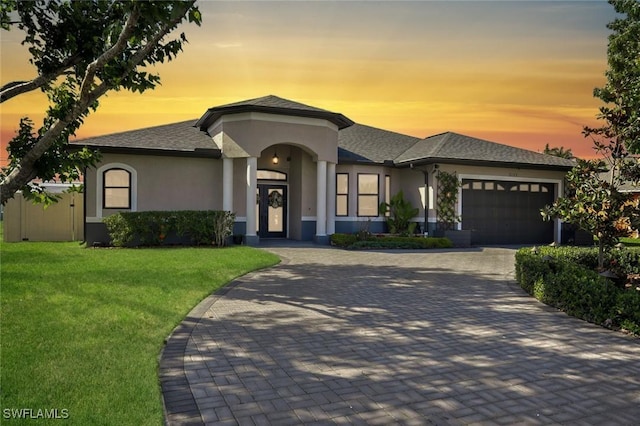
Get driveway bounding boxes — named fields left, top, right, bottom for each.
left=160, top=247, right=640, bottom=425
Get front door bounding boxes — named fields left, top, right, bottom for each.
left=257, top=184, right=287, bottom=238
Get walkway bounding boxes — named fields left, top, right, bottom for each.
left=160, top=247, right=640, bottom=425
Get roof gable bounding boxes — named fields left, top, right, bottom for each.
left=393, top=132, right=575, bottom=169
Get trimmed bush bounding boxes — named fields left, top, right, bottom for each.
left=103, top=210, right=235, bottom=247
left=330, top=233, right=452, bottom=250
left=515, top=247, right=640, bottom=336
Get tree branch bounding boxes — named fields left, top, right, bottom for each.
left=1, top=53, right=82, bottom=103
left=78, top=5, right=141, bottom=100
left=0, top=1, right=195, bottom=205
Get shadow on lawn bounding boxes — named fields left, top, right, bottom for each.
left=160, top=250, right=640, bottom=425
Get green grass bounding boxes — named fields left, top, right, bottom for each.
left=0, top=241, right=279, bottom=425
left=620, top=237, right=640, bottom=247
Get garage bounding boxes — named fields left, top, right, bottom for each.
left=461, top=179, right=555, bottom=245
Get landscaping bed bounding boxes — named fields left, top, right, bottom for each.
left=330, top=233, right=453, bottom=250
left=515, top=245, right=640, bottom=336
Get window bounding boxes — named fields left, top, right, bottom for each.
left=257, top=170, right=287, bottom=181
left=103, top=169, right=131, bottom=209
left=336, top=173, right=349, bottom=216
left=357, top=174, right=379, bottom=216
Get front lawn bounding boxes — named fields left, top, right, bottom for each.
left=620, top=237, right=640, bottom=247
left=0, top=242, right=279, bottom=425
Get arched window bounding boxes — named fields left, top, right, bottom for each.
left=103, top=168, right=131, bottom=209
left=257, top=170, right=287, bottom=181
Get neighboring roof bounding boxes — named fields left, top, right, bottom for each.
left=70, top=120, right=220, bottom=157
left=338, top=123, right=421, bottom=164
left=393, top=132, right=576, bottom=169
left=195, top=95, right=354, bottom=130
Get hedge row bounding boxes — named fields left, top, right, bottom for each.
left=330, top=233, right=453, bottom=250
left=528, top=245, right=640, bottom=276
left=103, top=210, right=235, bottom=247
left=515, top=247, right=640, bottom=336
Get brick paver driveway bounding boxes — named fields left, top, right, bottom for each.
left=160, top=247, right=640, bottom=425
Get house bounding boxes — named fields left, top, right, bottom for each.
left=73, top=95, right=575, bottom=246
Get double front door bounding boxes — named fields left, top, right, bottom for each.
left=257, top=184, right=287, bottom=238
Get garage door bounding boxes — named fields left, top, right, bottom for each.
left=461, top=179, right=555, bottom=245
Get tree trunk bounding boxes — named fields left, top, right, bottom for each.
left=598, top=239, right=605, bottom=270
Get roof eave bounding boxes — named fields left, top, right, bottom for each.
left=197, top=105, right=354, bottom=130
left=70, top=145, right=221, bottom=159
left=395, top=157, right=575, bottom=171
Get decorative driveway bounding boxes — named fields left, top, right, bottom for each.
left=160, top=247, right=640, bottom=425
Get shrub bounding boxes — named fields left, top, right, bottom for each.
left=330, top=233, right=452, bottom=250
left=330, top=233, right=358, bottom=248
left=378, top=191, right=419, bottom=236
left=103, top=210, right=235, bottom=247
left=515, top=247, right=640, bottom=336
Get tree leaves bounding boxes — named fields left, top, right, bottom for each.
left=585, top=0, right=640, bottom=155
left=0, top=0, right=200, bottom=204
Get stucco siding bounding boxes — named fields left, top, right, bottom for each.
left=211, top=114, right=339, bottom=163
left=435, top=163, right=566, bottom=182
left=394, top=168, right=426, bottom=219
left=89, top=153, right=221, bottom=219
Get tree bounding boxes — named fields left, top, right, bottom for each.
left=542, top=0, right=640, bottom=270
left=0, top=0, right=201, bottom=205
left=541, top=159, right=639, bottom=269
left=584, top=0, right=640, bottom=155
left=543, top=143, right=574, bottom=159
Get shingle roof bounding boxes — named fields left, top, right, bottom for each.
left=394, top=132, right=575, bottom=168
left=337, top=123, right=421, bottom=163
left=196, top=95, right=354, bottom=130
left=70, top=120, right=219, bottom=156
left=70, top=97, right=576, bottom=170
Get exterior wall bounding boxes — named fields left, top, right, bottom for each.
left=85, top=153, right=221, bottom=245
left=334, top=164, right=393, bottom=234
left=424, top=163, right=566, bottom=240
left=210, top=113, right=339, bottom=163
left=393, top=167, right=427, bottom=230
left=331, top=162, right=567, bottom=239
left=4, top=192, right=84, bottom=242
left=86, top=153, right=222, bottom=221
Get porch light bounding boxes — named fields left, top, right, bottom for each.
left=272, top=151, right=279, bottom=164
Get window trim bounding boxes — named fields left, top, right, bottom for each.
left=103, top=168, right=131, bottom=209
left=357, top=173, right=379, bottom=217
left=96, top=163, right=137, bottom=218
left=384, top=175, right=391, bottom=217
left=336, top=173, right=349, bottom=217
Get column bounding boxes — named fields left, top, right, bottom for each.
left=326, top=162, right=336, bottom=235
left=222, top=158, right=233, bottom=212
left=245, top=157, right=258, bottom=245
left=315, top=160, right=327, bottom=242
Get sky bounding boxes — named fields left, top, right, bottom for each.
left=0, top=0, right=619, bottom=166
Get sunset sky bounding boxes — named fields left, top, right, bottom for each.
left=0, top=0, right=618, bottom=165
